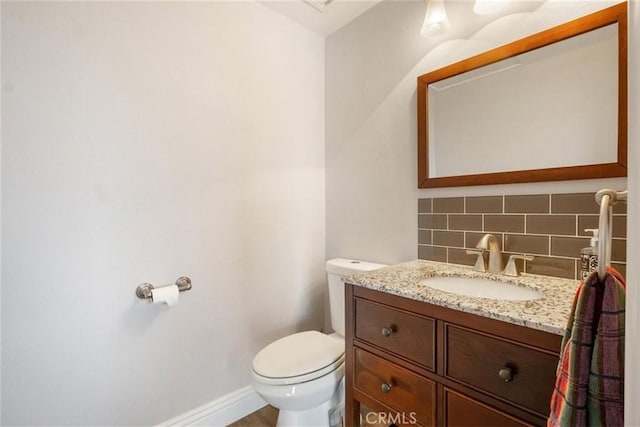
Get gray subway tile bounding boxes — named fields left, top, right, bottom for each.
left=418, top=245, right=447, bottom=262
left=613, top=202, right=627, bottom=214
left=504, top=234, right=549, bottom=255
left=553, top=193, right=625, bottom=215
left=418, top=230, right=432, bottom=245
left=418, top=198, right=432, bottom=214
left=551, top=193, right=599, bottom=214
left=418, top=214, right=447, bottom=230
left=525, top=256, right=576, bottom=280
left=433, top=197, right=464, bottom=213
left=505, top=194, right=549, bottom=213
left=485, top=215, right=525, bottom=233
left=578, top=215, right=627, bottom=239
left=526, top=215, right=576, bottom=236
left=433, top=231, right=464, bottom=247
left=447, top=248, right=476, bottom=267
left=550, top=236, right=589, bottom=258
left=613, top=216, right=627, bottom=238
left=449, top=214, right=482, bottom=231
left=554, top=237, right=625, bottom=265
left=465, top=196, right=503, bottom=213
left=611, top=239, right=626, bottom=262
left=577, top=215, right=599, bottom=236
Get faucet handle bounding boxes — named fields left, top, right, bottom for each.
left=503, top=254, right=534, bottom=277
left=466, top=249, right=487, bottom=272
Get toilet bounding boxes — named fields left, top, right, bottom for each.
left=251, top=258, right=386, bottom=427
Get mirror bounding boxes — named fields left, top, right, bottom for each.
left=417, top=3, right=627, bottom=188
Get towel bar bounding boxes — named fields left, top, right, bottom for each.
left=595, top=189, right=627, bottom=280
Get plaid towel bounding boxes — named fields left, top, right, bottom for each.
left=548, top=267, right=625, bottom=426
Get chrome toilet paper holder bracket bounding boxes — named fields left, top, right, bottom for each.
left=136, top=276, right=192, bottom=302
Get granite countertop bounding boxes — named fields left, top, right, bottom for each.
left=344, top=260, right=581, bottom=336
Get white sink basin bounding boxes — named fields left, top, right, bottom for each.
left=419, top=276, right=543, bottom=301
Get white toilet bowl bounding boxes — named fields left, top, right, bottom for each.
left=251, top=259, right=386, bottom=427
left=252, top=331, right=345, bottom=427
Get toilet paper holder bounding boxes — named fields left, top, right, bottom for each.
left=136, top=276, right=192, bottom=301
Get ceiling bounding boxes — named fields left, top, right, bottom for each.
left=260, top=0, right=383, bottom=36
left=261, top=1, right=616, bottom=41
left=260, top=0, right=553, bottom=38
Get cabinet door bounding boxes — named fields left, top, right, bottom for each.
left=444, top=388, right=534, bottom=427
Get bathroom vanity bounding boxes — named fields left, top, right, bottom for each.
left=343, top=260, right=579, bottom=427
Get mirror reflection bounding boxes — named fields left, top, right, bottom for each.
left=417, top=3, right=627, bottom=188
left=428, top=24, right=617, bottom=178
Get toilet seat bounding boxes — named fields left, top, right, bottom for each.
left=252, top=331, right=344, bottom=385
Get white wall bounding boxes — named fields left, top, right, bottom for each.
left=0, top=2, right=3, bottom=420
left=1, top=2, right=325, bottom=425
left=626, top=1, right=639, bottom=424
left=325, top=0, right=625, bottom=265
left=326, top=1, right=425, bottom=264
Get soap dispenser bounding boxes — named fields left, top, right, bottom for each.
left=580, top=229, right=599, bottom=279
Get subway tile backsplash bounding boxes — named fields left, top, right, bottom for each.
left=418, top=193, right=627, bottom=280
left=505, top=194, right=550, bottom=213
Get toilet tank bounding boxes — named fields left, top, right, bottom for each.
left=326, top=258, right=386, bottom=337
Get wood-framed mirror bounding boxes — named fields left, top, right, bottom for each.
left=417, top=2, right=627, bottom=188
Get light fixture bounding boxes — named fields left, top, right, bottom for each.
left=303, top=0, right=333, bottom=12
left=473, top=0, right=509, bottom=15
left=421, top=0, right=450, bottom=37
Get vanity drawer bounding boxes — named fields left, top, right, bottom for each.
left=444, top=388, right=534, bottom=426
left=354, top=348, right=436, bottom=427
left=444, top=324, right=558, bottom=416
left=354, top=298, right=435, bottom=370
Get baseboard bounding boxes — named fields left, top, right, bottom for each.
left=160, top=385, right=267, bottom=427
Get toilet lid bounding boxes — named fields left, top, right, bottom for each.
left=252, top=331, right=344, bottom=379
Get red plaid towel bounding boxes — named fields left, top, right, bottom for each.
left=548, top=267, right=625, bottom=426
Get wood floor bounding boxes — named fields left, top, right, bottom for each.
left=228, top=405, right=383, bottom=427
left=228, top=405, right=278, bottom=427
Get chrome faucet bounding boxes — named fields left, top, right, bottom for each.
left=475, top=234, right=503, bottom=273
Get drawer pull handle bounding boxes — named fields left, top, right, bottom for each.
left=381, top=382, right=393, bottom=393
left=498, top=367, right=514, bottom=382
left=381, top=326, right=394, bottom=337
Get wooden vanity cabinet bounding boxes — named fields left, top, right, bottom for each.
left=345, top=285, right=562, bottom=427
